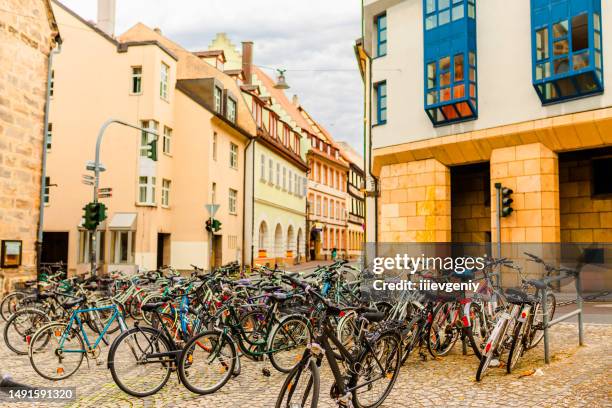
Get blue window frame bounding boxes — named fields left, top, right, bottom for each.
left=531, top=0, right=603, bottom=104
left=376, top=14, right=387, bottom=57
left=423, top=0, right=477, bottom=126
left=375, top=81, right=387, bottom=125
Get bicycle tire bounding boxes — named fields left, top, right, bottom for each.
left=29, top=322, right=85, bottom=381
left=427, top=302, right=459, bottom=358
left=107, top=326, right=173, bottom=397
left=464, top=303, right=485, bottom=359
left=1, top=292, right=26, bottom=321
left=507, top=321, right=525, bottom=373
left=3, top=308, right=50, bottom=355
left=178, top=330, right=236, bottom=395
left=527, top=292, right=556, bottom=350
left=275, top=357, right=319, bottom=408
left=269, top=315, right=312, bottom=373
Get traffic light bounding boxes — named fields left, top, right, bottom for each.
left=212, top=218, right=222, bottom=232
left=145, top=138, right=158, bottom=161
left=501, top=187, right=514, bottom=217
left=82, top=202, right=107, bottom=230
left=205, top=218, right=213, bottom=232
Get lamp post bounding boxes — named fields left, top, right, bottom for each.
left=87, top=119, right=158, bottom=276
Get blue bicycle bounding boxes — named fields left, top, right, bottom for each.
left=28, top=300, right=127, bottom=380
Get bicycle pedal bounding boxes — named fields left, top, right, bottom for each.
left=261, top=367, right=271, bottom=377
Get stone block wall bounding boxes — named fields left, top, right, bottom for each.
left=451, top=164, right=491, bottom=242
left=0, top=0, right=57, bottom=291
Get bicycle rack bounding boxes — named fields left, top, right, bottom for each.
left=541, top=272, right=583, bottom=364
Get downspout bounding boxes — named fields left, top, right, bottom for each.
left=251, top=139, right=256, bottom=267
left=36, top=38, right=62, bottom=287
left=241, top=136, right=254, bottom=268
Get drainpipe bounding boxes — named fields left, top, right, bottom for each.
left=36, top=39, right=62, bottom=287
left=241, top=136, right=254, bottom=269
left=250, top=140, right=256, bottom=267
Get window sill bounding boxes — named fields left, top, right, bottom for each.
left=230, top=166, right=238, bottom=171
left=130, top=92, right=143, bottom=96
left=229, top=212, right=238, bottom=216
left=161, top=205, right=170, bottom=209
left=163, top=152, right=172, bottom=158
left=373, top=54, right=387, bottom=60
left=160, top=96, right=170, bottom=103
left=371, top=121, right=387, bottom=128
left=136, top=202, right=157, bottom=207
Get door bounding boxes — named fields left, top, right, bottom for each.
left=212, top=235, right=223, bottom=268
left=41, top=232, right=69, bottom=265
left=156, top=233, right=171, bottom=268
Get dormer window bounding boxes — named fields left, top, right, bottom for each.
left=227, top=97, right=237, bottom=122
left=214, top=86, right=223, bottom=113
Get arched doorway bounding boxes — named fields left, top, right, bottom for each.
left=286, top=225, right=295, bottom=261
left=310, top=226, right=321, bottom=261
left=297, top=228, right=304, bottom=263
left=257, top=221, right=268, bottom=259
left=274, top=223, right=283, bottom=261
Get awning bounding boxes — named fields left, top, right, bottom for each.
left=108, top=213, right=137, bottom=230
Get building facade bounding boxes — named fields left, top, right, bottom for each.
left=0, top=0, right=59, bottom=291
left=43, top=1, right=253, bottom=275
left=338, top=142, right=366, bottom=259
left=360, top=0, right=612, bottom=286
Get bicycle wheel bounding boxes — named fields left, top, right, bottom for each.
left=237, top=309, right=266, bottom=361
left=464, top=302, right=485, bottom=359
left=275, top=357, right=319, bottom=408
left=108, top=326, right=173, bottom=397
left=527, top=292, right=555, bottom=349
left=400, top=316, right=421, bottom=365
left=29, top=322, right=85, bottom=380
left=269, top=316, right=311, bottom=373
left=507, top=321, right=526, bottom=373
left=337, top=311, right=358, bottom=348
left=178, top=330, right=236, bottom=395
left=352, top=331, right=401, bottom=408
left=1, top=292, right=26, bottom=321
left=427, top=302, right=459, bottom=357
left=4, top=308, right=50, bottom=355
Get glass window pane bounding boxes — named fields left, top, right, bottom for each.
left=427, top=90, right=438, bottom=104
left=594, top=13, right=600, bottom=31
left=440, top=56, right=451, bottom=71
left=574, top=72, right=598, bottom=93
left=380, top=30, right=387, bottom=42
left=556, top=77, right=576, bottom=97
left=469, top=67, right=475, bottom=81
left=380, top=109, right=387, bottom=122
left=572, top=50, right=589, bottom=70
left=452, top=5, right=464, bottom=20
left=440, top=71, right=451, bottom=86
left=553, top=57, right=569, bottom=74
left=552, top=20, right=568, bottom=38
left=439, top=0, right=450, bottom=10
left=440, top=87, right=451, bottom=101
left=571, top=14, right=588, bottom=52
left=594, top=32, right=601, bottom=50
left=441, top=105, right=459, bottom=120
left=439, top=10, right=450, bottom=25
left=468, top=52, right=475, bottom=66
left=427, top=62, right=437, bottom=88
left=553, top=39, right=568, bottom=56
left=378, top=15, right=387, bottom=29
left=426, top=15, right=437, bottom=30
left=378, top=42, right=387, bottom=55
left=468, top=4, right=475, bottom=18
left=453, top=84, right=465, bottom=98
left=536, top=62, right=550, bottom=80
left=469, top=83, right=476, bottom=98
left=426, top=0, right=436, bottom=13
left=595, top=51, right=602, bottom=70
left=453, top=0, right=462, bottom=3
left=456, top=101, right=472, bottom=117
left=454, top=54, right=464, bottom=81
left=536, top=28, right=549, bottom=60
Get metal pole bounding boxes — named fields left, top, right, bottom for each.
left=36, top=41, right=61, bottom=291
left=541, top=286, right=550, bottom=364
left=89, top=119, right=158, bottom=276
left=494, top=183, right=502, bottom=287
left=576, top=273, right=584, bottom=346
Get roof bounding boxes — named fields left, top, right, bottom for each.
left=194, top=50, right=226, bottom=62
left=336, top=142, right=364, bottom=171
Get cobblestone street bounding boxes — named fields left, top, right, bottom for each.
left=1, top=322, right=610, bottom=407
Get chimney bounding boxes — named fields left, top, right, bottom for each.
left=154, top=27, right=162, bottom=35
left=97, top=0, right=116, bottom=36
left=242, top=41, right=253, bottom=85
left=292, top=94, right=299, bottom=106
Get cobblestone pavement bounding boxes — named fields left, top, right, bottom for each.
left=0, top=323, right=610, bottom=407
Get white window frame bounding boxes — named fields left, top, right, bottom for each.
left=78, top=230, right=105, bottom=264
left=214, top=86, right=223, bottom=113
left=260, top=154, right=266, bottom=180
left=160, top=62, right=169, bottom=100
left=276, top=163, right=281, bottom=187
left=138, top=176, right=156, bottom=205
left=227, top=97, right=237, bottom=122
left=213, top=132, right=218, bottom=161
left=111, top=230, right=135, bottom=264
left=161, top=179, right=171, bottom=207
left=268, top=159, right=274, bottom=184
left=163, top=126, right=172, bottom=155
left=230, top=142, right=238, bottom=169
left=131, top=66, right=142, bottom=94
left=229, top=188, right=237, bottom=214
left=282, top=167, right=287, bottom=190
left=288, top=169, right=293, bottom=192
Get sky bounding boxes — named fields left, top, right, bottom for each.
left=58, top=0, right=364, bottom=153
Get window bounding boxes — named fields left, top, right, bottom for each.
left=592, top=158, right=612, bottom=196
left=423, top=0, right=477, bottom=125
left=316, top=196, right=321, bottom=216
left=288, top=169, right=293, bottom=192
left=268, top=159, right=273, bottom=184
left=230, top=143, right=238, bottom=169
left=302, top=177, right=308, bottom=196
left=50, top=70, right=54, bottom=97
left=140, top=120, right=158, bottom=157
left=44, top=176, right=50, bottom=204
left=161, top=179, right=170, bottom=207
left=78, top=230, right=105, bottom=264
left=283, top=167, right=287, bottom=190
left=331, top=200, right=335, bottom=219
left=276, top=163, right=281, bottom=187
left=138, top=176, right=156, bottom=204
left=294, top=173, right=299, bottom=195
left=229, top=189, right=237, bottom=214
left=131, top=66, right=142, bottom=94
left=260, top=154, right=266, bottom=180
left=227, top=97, right=237, bottom=122
left=531, top=1, right=603, bottom=104
left=323, top=166, right=328, bottom=185
left=111, top=230, right=134, bottom=264
left=160, top=62, right=169, bottom=100
left=375, top=81, right=387, bottom=124
left=269, top=114, right=277, bottom=137
left=163, top=126, right=172, bottom=154
left=46, top=123, right=52, bottom=152
left=212, top=182, right=217, bottom=203
left=213, top=132, right=218, bottom=161
left=323, top=197, right=328, bottom=217
left=376, top=13, right=387, bottom=57
left=214, top=86, right=223, bottom=113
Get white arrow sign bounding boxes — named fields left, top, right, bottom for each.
left=205, top=204, right=220, bottom=218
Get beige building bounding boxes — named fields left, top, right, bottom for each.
left=44, top=1, right=253, bottom=274
left=0, top=0, right=59, bottom=291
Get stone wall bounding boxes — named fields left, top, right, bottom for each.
left=451, top=164, right=491, bottom=243
left=0, top=0, right=57, bottom=291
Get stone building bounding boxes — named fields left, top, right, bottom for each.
left=0, top=0, right=59, bottom=291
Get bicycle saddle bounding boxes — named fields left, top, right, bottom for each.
left=361, top=310, right=385, bottom=323
left=63, top=297, right=84, bottom=308
left=505, top=288, right=538, bottom=304
left=141, top=302, right=165, bottom=312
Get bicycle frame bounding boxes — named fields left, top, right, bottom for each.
left=58, top=304, right=126, bottom=353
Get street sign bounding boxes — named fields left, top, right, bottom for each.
left=99, top=188, right=112, bottom=193
left=82, top=174, right=94, bottom=180
left=86, top=161, right=106, bottom=172
left=98, top=193, right=112, bottom=198
left=205, top=204, right=220, bottom=218
left=82, top=180, right=94, bottom=186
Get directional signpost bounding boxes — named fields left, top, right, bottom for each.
left=205, top=204, right=220, bottom=271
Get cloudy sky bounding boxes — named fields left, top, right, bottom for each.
left=59, top=0, right=364, bottom=153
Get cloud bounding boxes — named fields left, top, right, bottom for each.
left=58, top=0, right=363, bottom=151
